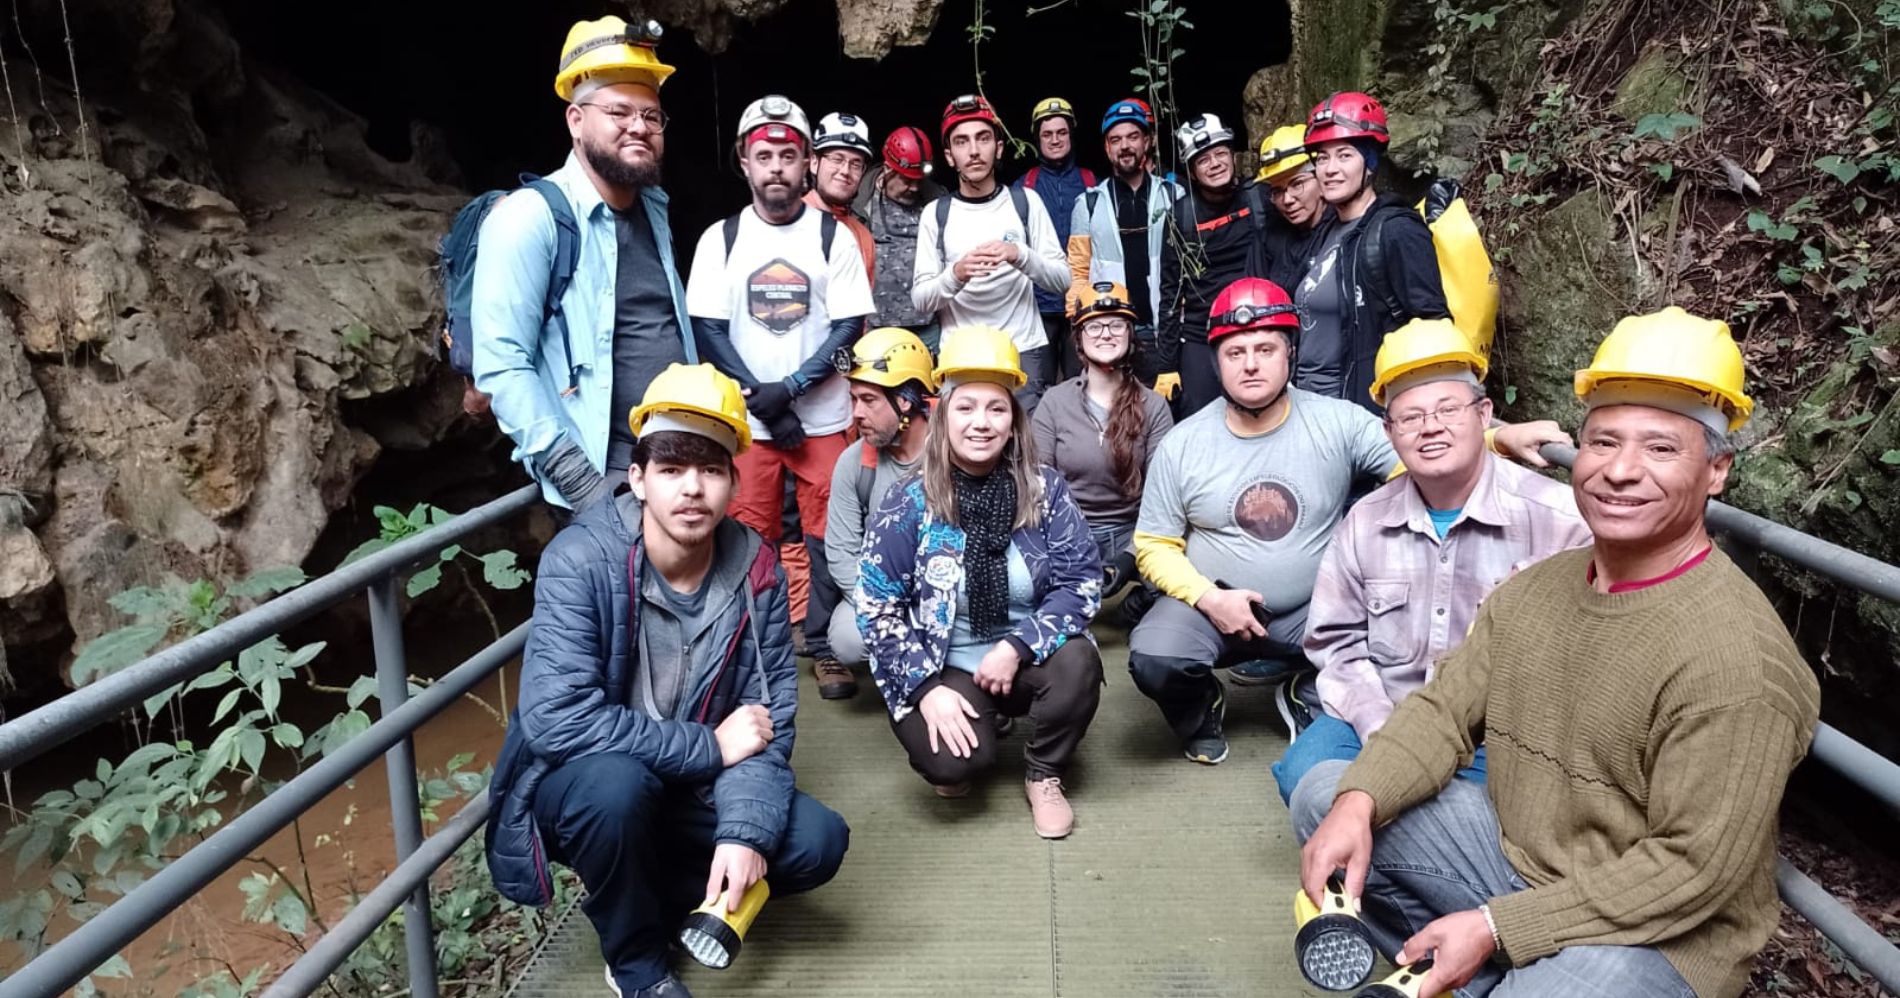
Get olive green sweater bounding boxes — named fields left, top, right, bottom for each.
left=1336, top=546, right=1819, bottom=998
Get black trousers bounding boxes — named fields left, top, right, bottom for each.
left=889, top=638, right=1103, bottom=784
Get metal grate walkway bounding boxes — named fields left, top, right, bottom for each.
left=509, top=623, right=1324, bottom=997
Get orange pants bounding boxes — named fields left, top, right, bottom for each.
left=732, top=431, right=851, bottom=624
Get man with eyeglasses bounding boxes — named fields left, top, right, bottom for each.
left=1160, top=112, right=1264, bottom=416
left=805, top=113, right=878, bottom=281
left=1013, top=97, right=1097, bottom=381
left=688, top=94, right=874, bottom=697
left=1273, top=318, right=1588, bottom=805
left=474, top=17, right=699, bottom=513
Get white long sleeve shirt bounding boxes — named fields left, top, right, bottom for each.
left=911, top=186, right=1070, bottom=351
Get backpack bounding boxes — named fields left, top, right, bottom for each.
left=1019, top=164, right=1098, bottom=193
left=438, top=175, right=580, bottom=388
left=722, top=208, right=839, bottom=263
left=934, top=185, right=1033, bottom=262
left=1361, top=178, right=1500, bottom=358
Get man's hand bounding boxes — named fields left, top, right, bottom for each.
left=1491, top=420, right=1571, bottom=468
left=713, top=704, right=773, bottom=767
left=1195, top=586, right=1268, bottom=639
left=953, top=246, right=1004, bottom=282
left=765, top=409, right=806, bottom=450
left=1300, top=789, right=1376, bottom=908
left=1397, top=909, right=1497, bottom=994
left=1154, top=371, right=1181, bottom=401
left=974, top=642, right=1020, bottom=697
left=744, top=381, right=795, bottom=422
left=981, top=239, right=1022, bottom=265
left=918, top=684, right=981, bottom=758
left=703, top=843, right=768, bottom=914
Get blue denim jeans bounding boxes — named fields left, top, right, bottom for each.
left=1272, top=714, right=1488, bottom=803
left=1290, top=760, right=1694, bottom=998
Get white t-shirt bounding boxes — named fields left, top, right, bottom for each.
left=687, top=206, right=875, bottom=439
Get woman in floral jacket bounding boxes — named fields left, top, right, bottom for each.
left=857, top=325, right=1104, bottom=839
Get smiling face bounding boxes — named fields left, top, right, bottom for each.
left=814, top=148, right=867, bottom=206
left=1384, top=381, right=1492, bottom=486
left=1037, top=116, right=1072, bottom=161
left=567, top=82, right=665, bottom=188
left=1572, top=404, right=1731, bottom=547
left=943, top=381, right=1015, bottom=473
left=1190, top=145, right=1234, bottom=193
left=946, top=121, right=998, bottom=186
left=1105, top=122, right=1150, bottom=180
left=1214, top=328, right=1293, bottom=409
left=1308, top=139, right=1369, bottom=206
left=741, top=137, right=808, bottom=215
left=1077, top=313, right=1134, bottom=368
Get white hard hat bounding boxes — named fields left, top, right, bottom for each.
left=737, top=94, right=811, bottom=146
left=813, top=112, right=874, bottom=158
left=1177, top=112, right=1236, bottom=165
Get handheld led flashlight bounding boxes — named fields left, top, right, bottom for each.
left=678, top=879, right=771, bottom=970
left=1293, top=874, right=1378, bottom=991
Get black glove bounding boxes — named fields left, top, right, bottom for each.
left=539, top=440, right=611, bottom=513
left=746, top=380, right=795, bottom=422
left=764, top=409, right=806, bottom=450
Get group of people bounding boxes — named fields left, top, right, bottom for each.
left=477, top=17, right=1822, bottom=998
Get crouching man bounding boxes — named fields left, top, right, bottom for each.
left=487, top=363, right=850, bottom=998
left=1295, top=309, right=1819, bottom=998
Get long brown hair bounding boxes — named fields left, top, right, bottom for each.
left=1083, top=327, right=1152, bottom=500
left=922, top=382, right=1045, bottom=529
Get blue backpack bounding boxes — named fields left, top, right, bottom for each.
left=438, top=175, right=580, bottom=389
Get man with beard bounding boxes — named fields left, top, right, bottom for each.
left=854, top=126, right=944, bottom=350
left=912, top=94, right=1070, bottom=410
left=474, top=17, right=698, bottom=512
left=1012, top=97, right=1096, bottom=380
left=688, top=95, right=874, bottom=696
left=817, top=328, right=937, bottom=692
left=805, top=112, right=877, bottom=280
left=1068, top=98, right=1183, bottom=387
left=1159, top=113, right=1263, bottom=415
left=1127, top=279, right=1561, bottom=765
left=1254, top=124, right=1327, bottom=291
left=485, top=364, right=850, bottom=998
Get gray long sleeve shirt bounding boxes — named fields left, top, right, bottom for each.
left=824, top=439, right=923, bottom=594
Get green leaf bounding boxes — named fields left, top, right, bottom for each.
left=478, top=550, right=531, bottom=590
left=1648, top=162, right=1675, bottom=181
left=238, top=729, right=267, bottom=774
left=143, top=682, right=183, bottom=719
left=1631, top=112, right=1701, bottom=142
left=1880, top=450, right=1900, bottom=465
left=212, top=688, right=244, bottom=725
left=319, top=710, right=373, bottom=757
left=1814, top=155, right=1860, bottom=183
left=51, top=870, right=84, bottom=900
left=107, top=586, right=178, bottom=619
left=260, top=672, right=282, bottom=719
left=346, top=675, right=380, bottom=710
left=1746, top=209, right=1798, bottom=241
left=94, top=954, right=133, bottom=979
left=283, top=641, right=326, bottom=673
left=273, top=892, right=309, bottom=936
left=71, top=624, right=168, bottom=686
left=445, top=751, right=476, bottom=772
left=226, top=566, right=307, bottom=600
left=342, top=536, right=393, bottom=567
left=271, top=723, right=305, bottom=749
left=406, top=562, right=444, bottom=598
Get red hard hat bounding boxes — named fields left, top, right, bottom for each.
left=1305, top=91, right=1390, bottom=146
left=1208, top=278, right=1301, bottom=342
left=883, top=125, right=933, bottom=180
left=940, top=94, right=1002, bottom=144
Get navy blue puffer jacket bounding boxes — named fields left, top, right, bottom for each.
left=485, top=491, right=797, bottom=906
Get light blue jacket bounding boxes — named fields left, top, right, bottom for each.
left=1068, top=171, right=1184, bottom=323
left=472, top=154, right=696, bottom=506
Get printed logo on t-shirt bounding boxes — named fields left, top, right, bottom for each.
left=747, top=258, right=811, bottom=333
left=1232, top=478, right=1302, bottom=543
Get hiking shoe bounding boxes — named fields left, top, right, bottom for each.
left=1182, top=682, right=1229, bottom=765
left=1230, top=658, right=1290, bottom=686
left=1275, top=674, right=1315, bottom=735
left=606, top=967, right=693, bottom=998
left=933, top=781, right=973, bottom=799
left=811, top=658, right=858, bottom=700
left=1025, top=777, right=1075, bottom=838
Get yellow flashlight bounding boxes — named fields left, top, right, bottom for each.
left=678, top=878, right=770, bottom=970
left=1356, top=957, right=1450, bottom=998
left=1293, top=873, right=1378, bottom=991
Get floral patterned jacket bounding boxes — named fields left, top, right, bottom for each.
left=857, top=466, right=1103, bottom=720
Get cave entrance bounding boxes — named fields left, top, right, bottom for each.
left=221, top=0, right=1292, bottom=259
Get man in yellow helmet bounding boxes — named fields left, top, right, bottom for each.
left=1297, top=308, right=1818, bottom=998
left=817, top=328, right=940, bottom=696
left=486, top=364, right=850, bottom=998
left=1013, top=97, right=1098, bottom=380
left=1273, top=319, right=1589, bottom=805
left=475, top=18, right=701, bottom=513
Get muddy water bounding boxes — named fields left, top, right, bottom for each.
left=0, top=668, right=517, bottom=995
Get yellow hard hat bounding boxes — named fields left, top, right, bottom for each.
left=1256, top=124, right=1313, bottom=184
left=844, top=327, right=938, bottom=392
left=1068, top=281, right=1138, bottom=325
left=555, top=17, right=676, bottom=102
left=628, top=363, right=752, bottom=454
left=1031, top=97, right=1076, bottom=127
left=1370, top=318, right=1488, bottom=407
left=1573, top=307, right=1754, bottom=430
left=934, top=326, right=1027, bottom=390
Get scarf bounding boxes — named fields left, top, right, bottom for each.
left=952, top=466, right=1017, bottom=640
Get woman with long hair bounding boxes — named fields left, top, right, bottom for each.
left=1031, top=283, right=1174, bottom=616
left=857, top=325, right=1104, bottom=839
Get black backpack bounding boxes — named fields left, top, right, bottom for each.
left=721, top=209, right=839, bottom=262
left=437, top=176, right=580, bottom=387
left=933, top=185, right=1033, bottom=261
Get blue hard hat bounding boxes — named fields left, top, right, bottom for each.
left=1101, top=98, right=1153, bottom=135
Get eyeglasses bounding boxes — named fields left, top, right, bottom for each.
left=1080, top=318, right=1133, bottom=338
left=819, top=151, right=866, bottom=176
left=579, top=102, right=669, bottom=132
left=1386, top=399, right=1482, bottom=435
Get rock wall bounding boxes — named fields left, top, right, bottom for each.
left=0, top=0, right=465, bottom=690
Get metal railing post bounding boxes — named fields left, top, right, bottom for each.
left=367, top=578, right=438, bottom=998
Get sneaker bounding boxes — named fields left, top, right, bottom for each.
left=933, top=781, right=973, bottom=798
left=1229, top=658, right=1289, bottom=686
left=1025, top=776, right=1075, bottom=838
left=1182, top=682, right=1229, bottom=765
left=605, top=967, right=694, bottom=998
left=1275, top=674, right=1315, bottom=735
left=811, top=658, right=858, bottom=700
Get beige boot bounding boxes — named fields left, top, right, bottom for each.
left=1024, top=776, right=1074, bottom=838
